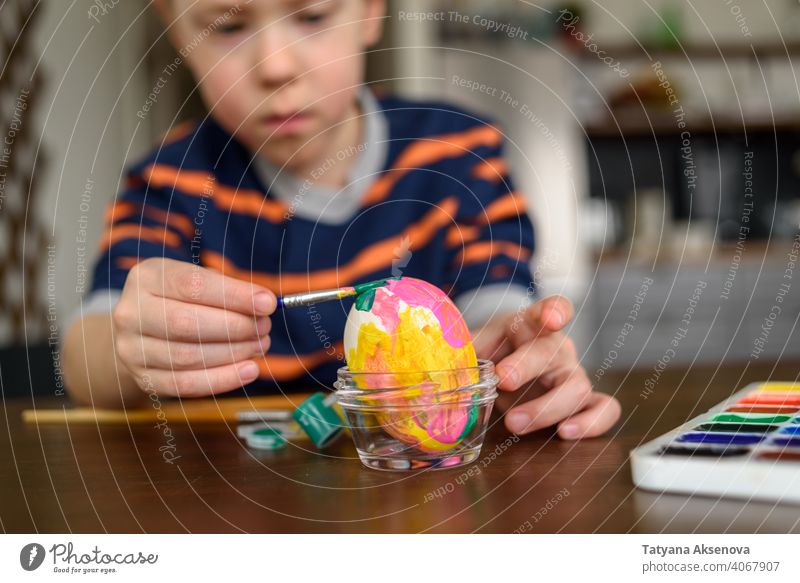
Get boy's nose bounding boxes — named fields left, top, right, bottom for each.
left=254, top=30, right=300, bottom=87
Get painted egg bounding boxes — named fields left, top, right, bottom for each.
left=343, top=277, right=479, bottom=452
left=344, top=277, right=476, bottom=374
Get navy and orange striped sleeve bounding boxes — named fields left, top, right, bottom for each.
left=447, top=128, right=536, bottom=329
left=89, top=168, right=195, bottom=293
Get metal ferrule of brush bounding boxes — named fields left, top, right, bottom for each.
left=280, top=288, right=353, bottom=308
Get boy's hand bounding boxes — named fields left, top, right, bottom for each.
left=473, top=296, right=621, bottom=440
left=112, top=258, right=276, bottom=398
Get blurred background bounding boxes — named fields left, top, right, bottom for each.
left=2, top=0, right=800, bottom=396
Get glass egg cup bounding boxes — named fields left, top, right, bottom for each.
left=334, top=359, right=499, bottom=471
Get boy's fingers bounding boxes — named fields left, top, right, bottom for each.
left=141, top=360, right=262, bottom=398
left=557, top=393, right=622, bottom=440
left=523, top=295, right=574, bottom=335
left=495, top=333, right=576, bottom=390
left=117, top=334, right=271, bottom=370
left=119, top=297, right=271, bottom=342
left=472, top=316, right=513, bottom=361
left=480, top=335, right=514, bottom=363
left=503, top=369, right=592, bottom=435
left=142, top=258, right=276, bottom=315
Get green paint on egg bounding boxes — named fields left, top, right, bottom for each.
left=353, top=276, right=401, bottom=312
left=355, top=288, right=376, bottom=311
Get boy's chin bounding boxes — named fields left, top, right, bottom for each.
left=255, top=140, right=323, bottom=171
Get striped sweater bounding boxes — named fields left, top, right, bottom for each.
left=83, top=90, right=536, bottom=394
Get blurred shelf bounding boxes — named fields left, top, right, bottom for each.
left=593, top=239, right=797, bottom=266
left=438, top=37, right=800, bottom=60
left=572, top=42, right=800, bottom=61
left=583, top=112, right=800, bottom=138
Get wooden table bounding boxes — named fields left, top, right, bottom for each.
left=3, top=361, right=800, bottom=533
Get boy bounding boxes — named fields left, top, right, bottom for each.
left=62, top=0, right=620, bottom=440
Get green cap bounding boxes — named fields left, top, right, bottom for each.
left=246, top=427, right=287, bottom=450
left=292, top=392, right=343, bottom=448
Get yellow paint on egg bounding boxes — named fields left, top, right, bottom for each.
left=346, top=305, right=477, bottom=387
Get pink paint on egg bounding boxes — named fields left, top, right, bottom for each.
left=364, top=278, right=473, bottom=350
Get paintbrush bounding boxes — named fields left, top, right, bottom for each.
left=276, top=277, right=400, bottom=309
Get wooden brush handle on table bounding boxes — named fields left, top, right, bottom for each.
left=23, top=394, right=311, bottom=424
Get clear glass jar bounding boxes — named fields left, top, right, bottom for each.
left=334, top=359, right=499, bottom=471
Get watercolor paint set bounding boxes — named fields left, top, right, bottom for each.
left=631, top=382, right=800, bottom=504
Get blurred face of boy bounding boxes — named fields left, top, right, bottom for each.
left=164, top=0, right=384, bottom=175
